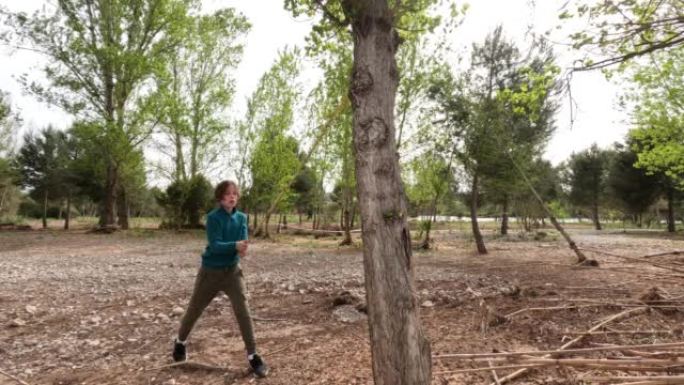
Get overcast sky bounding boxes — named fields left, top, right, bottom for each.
left=0, top=0, right=630, bottom=167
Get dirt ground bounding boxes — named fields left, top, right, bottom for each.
left=2, top=226, right=684, bottom=385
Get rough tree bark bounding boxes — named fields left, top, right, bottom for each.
left=343, top=1, right=432, bottom=384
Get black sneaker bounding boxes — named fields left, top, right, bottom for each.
left=248, top=353, right=269, bottom=378
left=172, top=339, right=187, bottom=362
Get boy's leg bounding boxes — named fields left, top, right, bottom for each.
left=222, top=264, right=256, bottom=354
left=178, top=267, right=219, bottom=341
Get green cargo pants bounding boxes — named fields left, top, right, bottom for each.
left=178, top=264, right=256, bottom=354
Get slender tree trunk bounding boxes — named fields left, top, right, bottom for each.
left=64, top=193, right=71, bottom=230
left=345, top=2, right=431, bottom=383
left=263, top=213, right=271, bottom=238
left=592, top=202, right=602, bottom=230
left=100, top=162, right=118, bottom=228
left=117, top=185, right=129, bottom=230
left=501, top=194, right=509, bottom=236
left=0, top=186, right=7, bottom=215
left=174, top=130, right=186, bottom=182
left=509, top=154, right=588, bottom=263
left=276, top=214, right=282, bottom=234
left=299, top=212, right=303, bottom=225
left=42, top=189, right=48, bottom=229
left=190, top=136, right=198, bottom=178
left=470, top=173, right=487, bottom=254
left=283, top=213, right=288, bottom=229
left=667, top=187, right=676, bottom=233
left=58, top=202, right=63, bottom=221
left=350, top=204, right=357, bottom=229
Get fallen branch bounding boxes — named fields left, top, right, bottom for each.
left=643, top=251, right=684, bottom=259
left=435, top=361, right=684, bottom=375
left=252, top=316, right=288, bottom=322
left=0, top=369, right=31, bottom=385
left=263, top=341, right=298, bottom=357
left=488, top=360, right=501, bottom=385
left=146, top=361, right=228, bottom=371
left=584, top=375, right=684, bottom=384
left=435, top=340, right=684, bottom=360
left=564, top=330, right=676, bottom=336
left=484, top=307, right=649, bottom=385
left=505, top=304, right=614, bottom=318
left=581, top=247, right=684, bottom=275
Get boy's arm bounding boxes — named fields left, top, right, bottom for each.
left=206, top=215, right=237, bottom=254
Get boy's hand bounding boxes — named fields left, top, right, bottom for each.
left=236, top=240, right=249, bottom=257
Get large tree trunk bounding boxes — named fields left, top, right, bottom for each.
left=667, top=187, right=676, bottom=233
left=345, top=2, right=431, bottom=383
left=117, top=185, right=129, bottom=230
left=501, top=195, right=509, bottom=235
left=64, top=193, right=71, bottom=230
left=470, top=173, right=487, bottom=254
left=42, top=189, right=48, bottom=229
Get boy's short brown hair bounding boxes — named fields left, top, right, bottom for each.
left=214, top=180, right=239, bottom=201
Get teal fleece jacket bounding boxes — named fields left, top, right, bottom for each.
left=201, top=207, right=248, bottom=268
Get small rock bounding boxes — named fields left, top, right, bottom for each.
left=287, top=284, right=296, bottom=292
left=126, top=300, right=136, bottom=307
left=9, top=318, right=26, bottom=327
left=172, top=307, right=184, bottom=316
left=25, top=305, right=37, bottom=315
left=421, top=300, right=435, bottom=308
left=162, top=379, right=176, bottom=385
left=298, top=289, right=307, bottom=294
left=332, top=305, right=367, bottom=323
left=157, top=313, right=170, bottom=322
left=90, top=315, right=102, bottom=324
left=86, top=339, right=100, bottom=347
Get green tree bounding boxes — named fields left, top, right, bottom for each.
left=246, top=49, right=301, bottom=238
left=625, top=48, right=684, bottom=188
left=607, top=142, right=662, bottom=227
left=405, top=150, right=454, bottom=248
left=561, top=0, right=684, bottom=70
left=156, top=8, right=250, bottom=182
left=0, top=91, right=21, bottom=218
left=2, top=0, right=194, bottom=229
left=565, top=144, right=613, bottom=230
left=16, top=127, right=71, bottom=229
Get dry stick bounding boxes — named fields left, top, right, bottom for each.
left=506, top=152, right=587, bottom=263
left=505, top=304, right=611, bottom=318
left=585, top=375, right=684, bottom=384
left=435, top=340, right=684, bottom=360
left=133, top=335, right=163, bottom=353
left=643, top=251, right=684, bottom=259
left=564, top=330, right=676, bottom=336
left=263, top=341, right=299, bottom=357
left=0, top=369, right=31, bottom=385
left=581, top=247, right=684, bottom=275
left=435, top=363, right=546, bottom=375
left=146, top=361, right=228, bottom=371
left=435, top=362, right=684, bottom=375
left=252, top=316, right=288, bottom=322
left=487, top=360, right=502, bottom=385
left=483, top=307, right=649, bottom=385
